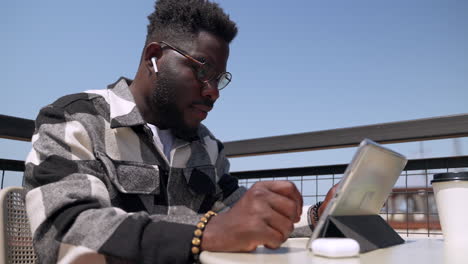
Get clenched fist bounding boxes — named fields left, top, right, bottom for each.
left=201, top=181, right=303, bottom=252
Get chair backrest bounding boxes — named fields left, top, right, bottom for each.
left=0, top=187, right=37, bottom=264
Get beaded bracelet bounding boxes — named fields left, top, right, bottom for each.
left=191, top=210, right=217, bottom=263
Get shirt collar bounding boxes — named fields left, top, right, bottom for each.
left=106, top=77, right=211, bottom=145
left=107, top=77, right=146, bottom=128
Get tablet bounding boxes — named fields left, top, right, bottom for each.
left=306, top=139, right=407, bottom=249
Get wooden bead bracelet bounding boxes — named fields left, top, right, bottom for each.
left=191, top=210, right=217, bottom=263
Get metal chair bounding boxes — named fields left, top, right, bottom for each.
left=0, top=187, right=37, bottom=264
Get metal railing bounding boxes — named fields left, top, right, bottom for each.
left=1, top=113, right=468, bottom=237
left=0, top=158, right=25, bottom=188
left=0, top=114, right=35, bottom=142
left=223, top=113, right=468, bottom=237
left=233, top=155, right=468, bottom=237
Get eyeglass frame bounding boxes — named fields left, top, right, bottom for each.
left=159, top=41, right=232, bottom=90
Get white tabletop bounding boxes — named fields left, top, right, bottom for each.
left=200, top=238, right=468, bottom=264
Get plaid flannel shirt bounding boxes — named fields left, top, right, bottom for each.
left=24, top=77, right=247, bottom=263
left=24, top=77, right=313, bottom=264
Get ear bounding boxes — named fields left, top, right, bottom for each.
left=143, top=42, right=163, bottom=74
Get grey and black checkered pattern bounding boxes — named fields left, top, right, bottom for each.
left=24, top=77, right=313, bottom=264
left=23, top=78, right=247, bottom=263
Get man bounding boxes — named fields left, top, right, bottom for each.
left=24, top=0, right=323, bottom=263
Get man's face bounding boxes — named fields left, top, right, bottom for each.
left=151, top=31, right=229, bottom=141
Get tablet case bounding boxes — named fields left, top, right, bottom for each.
left=318, top=215, right=404, bottom=253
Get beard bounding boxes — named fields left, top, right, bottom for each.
left=150, top=68, right=200, bottom=142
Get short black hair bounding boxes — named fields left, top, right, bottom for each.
left=146, top=0, right=238, bottom=46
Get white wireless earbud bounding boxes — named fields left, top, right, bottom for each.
left=151, top=57, right=158, bottom=73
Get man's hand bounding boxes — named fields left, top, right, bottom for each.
left=311, top=183, right=340, bottom=226
left=201, top=181, right=303, bottom=252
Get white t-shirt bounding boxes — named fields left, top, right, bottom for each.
left=147, top=123, right=174, bottom=162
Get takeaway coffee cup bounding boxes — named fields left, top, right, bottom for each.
left=431, top=172, right=468, bottom=245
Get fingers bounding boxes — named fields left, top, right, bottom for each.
left=206, top=180, right=303, bottom=252
left=318, top=182, right=340, bottom=217
left=259, top=181, right=303, bottom=221
left=262, top=225, right=287, bottom=249
left=325, top=182, right=340, bottom=200
left=266, top=191, right=299, bottom=222
left=200, top=180, right=304, bottom=253
left=263, top=207, right=294, bottom=242
left=267, top=181, right=303, bottom=207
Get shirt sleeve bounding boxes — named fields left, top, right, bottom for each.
left=210, top=138, right=247, bottom=213
left=24, top=104, right=197, bottom=264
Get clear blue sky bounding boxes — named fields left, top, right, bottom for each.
left=1, top=0, right=467, bottom=187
